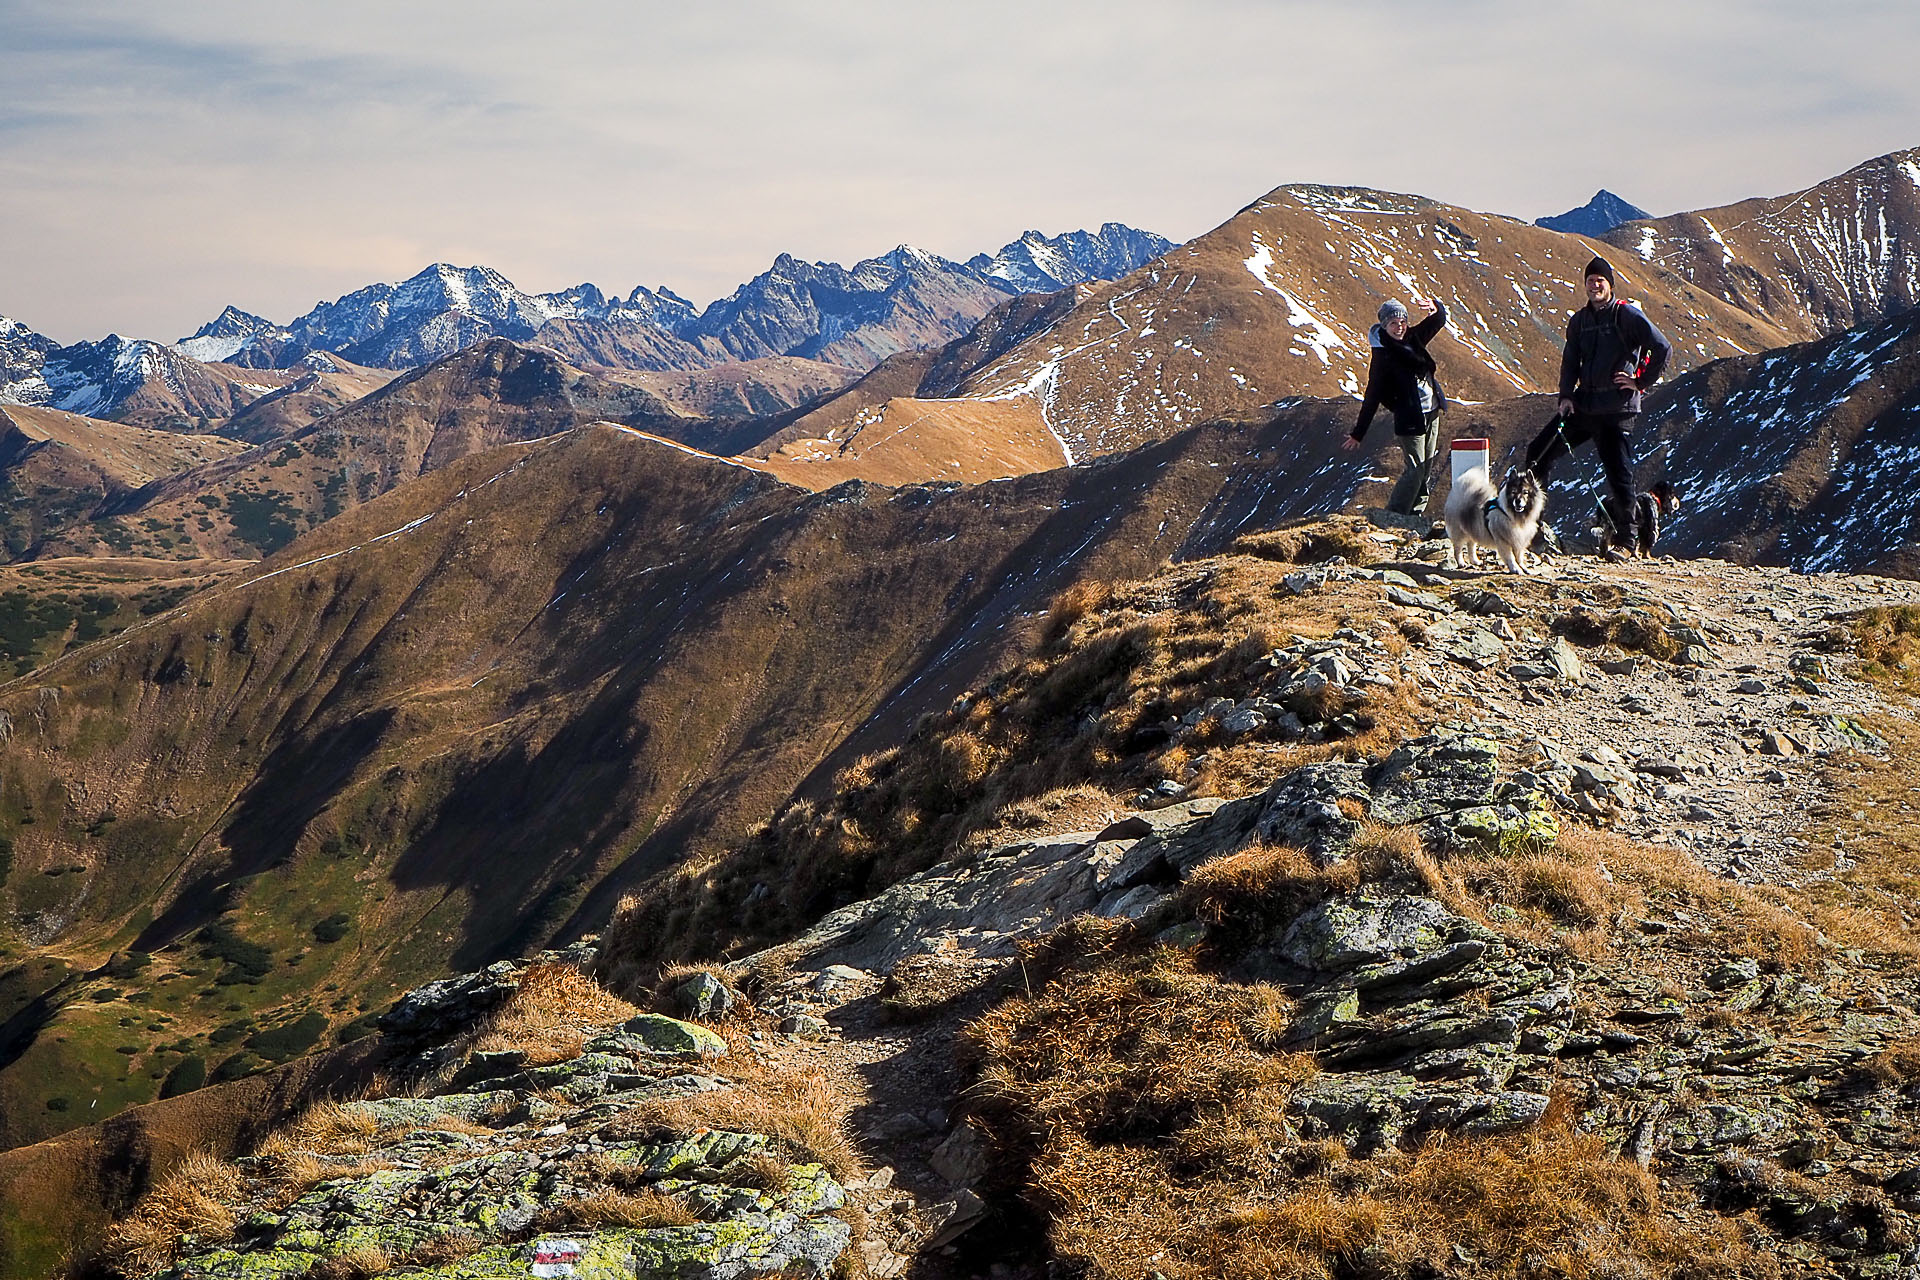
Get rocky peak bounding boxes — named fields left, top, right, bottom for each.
left=0, top=312, right=56, bottom=404
left=174, top=306, right=286, bottom=363
left=1536, top=189, right=1654, bottom=236
left=967, top=222, right=1174, bottom=292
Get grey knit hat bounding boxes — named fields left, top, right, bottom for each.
left=1378, top=299, right=1409, bottom=324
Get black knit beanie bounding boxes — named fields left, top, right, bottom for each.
left=1584, top=255, right=1615, bottom=285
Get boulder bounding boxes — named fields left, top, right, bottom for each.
left=1279, top=896, right=1460, bottom=971
left=608, top=1014, right=729, bottom=1060
left=673, top=971, right=740, bottom=1020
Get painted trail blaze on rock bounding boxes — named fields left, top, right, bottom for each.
left=531, top=1237, right=583, bottom=1276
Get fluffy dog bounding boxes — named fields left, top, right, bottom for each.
left=1444, top=466, right=1546, bottom=573
left=1596, top=481, right=1683, bottom=559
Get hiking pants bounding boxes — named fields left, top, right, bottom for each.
left=1525, top=412, right=1636, bottom=540
left=1388, top=414, right=1441, bottom=518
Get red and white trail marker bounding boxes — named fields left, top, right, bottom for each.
left=531, top=1238, right=583, bottom=1277
left=1451, top=436, right=1490, bottom=483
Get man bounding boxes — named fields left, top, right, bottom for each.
left=1342, top=296, right=1448, bottom=519
left=1523, top=255, right=1672, bottom=557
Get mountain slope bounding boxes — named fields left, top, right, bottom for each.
left=0, top=404, right=1400, bottom=1150
left=1605, top=145, right=1920, bottom=338
left=0, top=406, right=247, bottom=559
left=967, top=223, right=1174, bottom=292
left=0, top=316, right=55, bottom=404
left=0, top=318, right=370, bottom=433
left=672, top=246, right=1022, bottom=369
left=943, top=184, right=1794, bottom=463
left=1638, top=305, right=1920, bottom=575
left=593, top=357, right=859, bottom=421
left=173, top=307, right=289, bottom=364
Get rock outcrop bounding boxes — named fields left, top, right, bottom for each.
left=142, top=994, right=859, bottom=1280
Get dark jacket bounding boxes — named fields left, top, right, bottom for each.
left=1559, top=299, right=1672, bottom=417
left=1351, top=301, right=1448, bottom=440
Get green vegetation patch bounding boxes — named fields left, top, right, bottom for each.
left=199, top=921, right=275, bottom=985
left=246, top=1011, right=327, bottom=1062
left=224, top=490, right=302, bottom=554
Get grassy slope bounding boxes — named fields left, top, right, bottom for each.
left=0, top=409, right=1378, bottom=1151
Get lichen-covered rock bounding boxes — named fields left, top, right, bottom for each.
left=379, top=961, right=524, bottom=1044
left=341, top=1090, right=523, bottom=1129
left=1279, top=896, right=1460, bottom=971
left=595, top=1015, right=729, bottom=1061
left=1248, top=761, right=1371, bottom=858
left=1366, top=733, right=1502, bottom=824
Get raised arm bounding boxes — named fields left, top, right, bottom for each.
left=1409, top=299, right=1447, bottom=346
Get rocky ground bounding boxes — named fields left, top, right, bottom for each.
left=102, top=539, right=1920, bottom=1279
left=713, top=540, right=1920, bottom=1278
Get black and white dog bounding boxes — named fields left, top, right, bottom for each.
left=1595, top=480, right=1683, bottom=559
left=1444, top=466, right=1547, bottom=574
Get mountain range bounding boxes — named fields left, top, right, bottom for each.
left=2, top=147, right=1920, bottom=1259
left=798, top=146, right=1920, bottom=469
left=0, top=225, right=1171, bottom=429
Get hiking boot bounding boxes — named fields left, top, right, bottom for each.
left=1602, top=546, right=1631, bottom=564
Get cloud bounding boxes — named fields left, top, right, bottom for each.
left=1, top=0, right=1915, bottom=343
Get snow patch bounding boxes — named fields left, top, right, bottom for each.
left=1244, top=236, right=1346, bottom=366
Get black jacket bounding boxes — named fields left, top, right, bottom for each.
left=1351, top=301, right=1448, bottom=440
left=1558, top=299, right=1672, bottom=416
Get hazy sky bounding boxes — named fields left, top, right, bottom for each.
left=4, top=0, right=1917, bottom=344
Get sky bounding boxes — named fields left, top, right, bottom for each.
left=3, top=0, right=1917, bottom=344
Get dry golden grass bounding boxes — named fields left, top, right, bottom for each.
left=740, top=1148, right=797, bottom=1194
left=1851, top=603, right=1920, bottom=696
left=1182, top=842, right=1360, bottom=951
left=602, top=542, right=1449, bottom=980
left=1040, top=579, right=1115, bottom=651
left=963, top=914, right=1772, bottom=1280
left=1861, top=1037, right=1920, bottom=1088
left=1549, top=826, right=1824, bottom=967
left=1796, top=716, right=1920, bottom=960
left=1552, top=605, right=1683, bottom=662
left=99, top=1151, right=243, bottom=1279
left=599, top=1026, right=863, bottom=1180
left=1231, top=515, right=1382, bottom=567
left=254, top=1149, right=382, bottom=1199
left=965, top=783, right=1121, bottom=851
left=467, top=963, right=640, bottom=1065
left=396, top=1231, right=483, bottom=1268
left=258, top=1100, right=379, bottom=1157
left=966, top=917, right=1315, bottom=1159
left=545, top=1189, right=701, bottom=1230
left=306, top=1245, right=393, bottom=1280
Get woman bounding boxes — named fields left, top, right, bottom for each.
left=1341, top=297, right=1449, bottom=518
